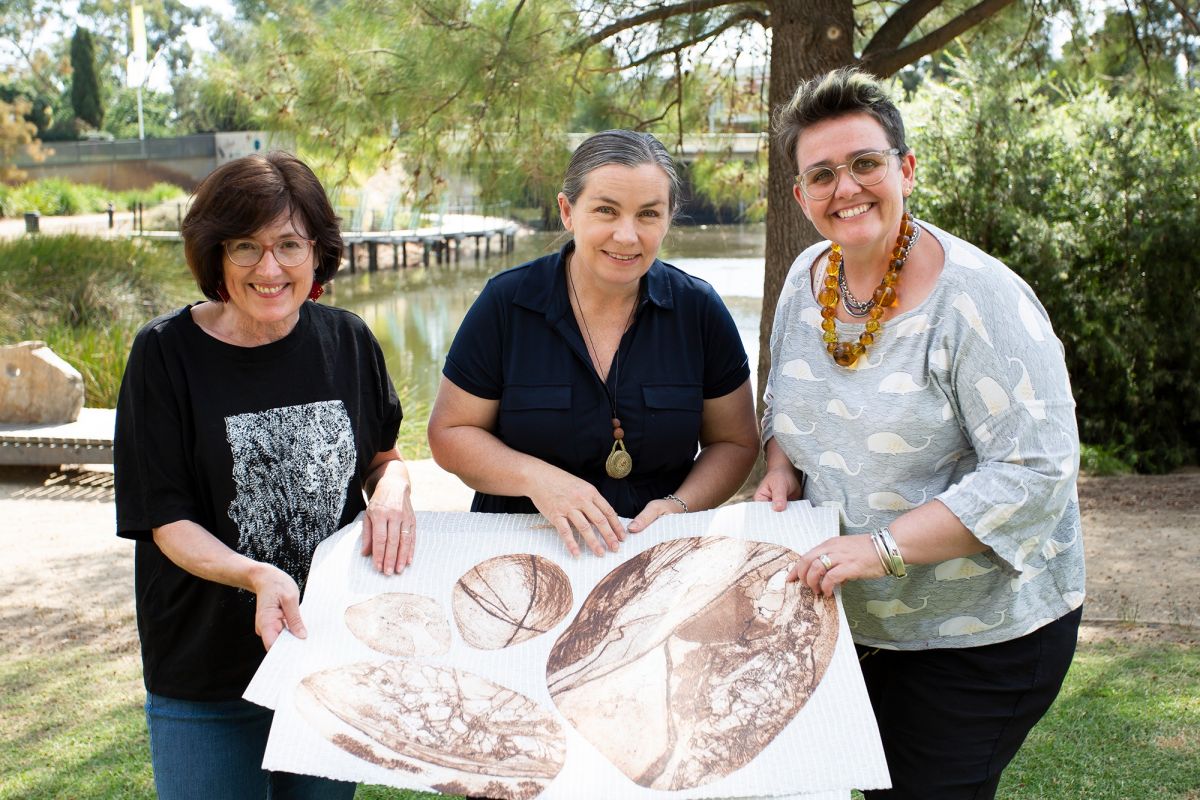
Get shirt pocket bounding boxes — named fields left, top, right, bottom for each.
left=641, top=384, right=704, bottom=466
left=498, top=384, right=573, bottom=463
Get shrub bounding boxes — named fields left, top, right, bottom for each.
left=0, top=235, right=194, bottom=407
left=0, top=179, right=184, bottom=218
left=904, top=58, right=1200, bottom=472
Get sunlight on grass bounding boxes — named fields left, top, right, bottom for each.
left=1, top=637, right=1194, bottom=799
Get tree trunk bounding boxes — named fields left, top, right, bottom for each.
left=732, top=0, right=854, bottom=495
left=758, top=0, right=856, bottom=417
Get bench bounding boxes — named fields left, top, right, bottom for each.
left=0, top=408, right=115, bottom=466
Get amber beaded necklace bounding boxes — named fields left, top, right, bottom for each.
left=818, top=212, right=916, bottom=367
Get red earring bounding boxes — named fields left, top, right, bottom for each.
left=216, top=284, right=230, bottom=302
left=309, top=282, right=325, bottom=301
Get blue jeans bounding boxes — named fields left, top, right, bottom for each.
left=145, top=692, right=357, bottom=800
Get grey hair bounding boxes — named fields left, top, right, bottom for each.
left=562, top=130, right=682, bottom=217
left=773, top=67, right=908, bottom=176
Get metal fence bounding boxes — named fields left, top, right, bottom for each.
left=17, top=135, right=217, bottom=166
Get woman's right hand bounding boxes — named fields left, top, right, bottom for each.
left=248, top=562, right=307, bottom=650
left=754, top=465, right=803, bottom=511
left=528, top=468, right=625, bottom=558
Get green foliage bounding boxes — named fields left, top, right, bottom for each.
left=0, top=179, right=182, bottom=218
left=0, top=235, right=194, bottom=407
left=688, top=154, right=766, bottom=222
left=69, top=27, right=103, bottom=129
left=1079, top=444, right=1135, bottom=476
left=904, top=55, right=1200, bottom=472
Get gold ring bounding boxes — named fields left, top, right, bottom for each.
left=818, top=553, right=833, bottom=570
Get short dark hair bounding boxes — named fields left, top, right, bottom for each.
left=562, top=130, right=682, bottom=218
left=181, top=151, right=343, bottom=301
left=773, top=67, right=908, bottom=176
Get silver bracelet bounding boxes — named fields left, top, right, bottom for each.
left=664, top=494, right=688, bottom=513
left=875, top=527, right=907, bottom=578
left=869, top=532, right=892, bottom=575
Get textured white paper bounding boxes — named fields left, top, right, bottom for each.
left=246, top=501, right=890, bottom=798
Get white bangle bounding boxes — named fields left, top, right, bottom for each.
left=664, top=494, right=688, bottom=513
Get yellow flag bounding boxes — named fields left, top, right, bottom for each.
left=130, top=3, right=147, bottom=61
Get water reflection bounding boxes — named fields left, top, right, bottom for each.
left=331, top=225, right=767, bottom=411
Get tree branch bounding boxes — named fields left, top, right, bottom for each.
left=618, top=8, right=768, bottom=68
left=568, top=0, right=752, bottom=53
left=861, top=0, right=945, bottom=60
left=858, top=0, right=1018, bottom=77
left=1165, top=0, right=1200, bottom=34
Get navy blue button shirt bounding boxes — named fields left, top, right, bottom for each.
left=443, top=242, right=750, bottom=517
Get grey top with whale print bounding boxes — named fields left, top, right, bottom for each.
left=762, top=220, right=1085, bottom=650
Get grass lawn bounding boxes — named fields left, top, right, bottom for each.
left=1, top=635, right=1195, bottom=799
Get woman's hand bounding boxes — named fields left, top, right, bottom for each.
left=362, top=451, right=417, bottom=575
left=528, top=470, right=624, bottom=558
left=248, top=561, right=306, bottom=650
left=628, top=497, right=686, bottom=533
left=754, top=465, right=803, bottom=510
left=787, top=534, right=888, bottom=596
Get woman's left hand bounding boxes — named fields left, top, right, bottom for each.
left=628, top=497, right=687, bottom=533
left=788, top=534, right=888, bottom=596
left=361, top=454, right=417, bottom=575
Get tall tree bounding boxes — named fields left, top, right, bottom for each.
left=70, top=26, right=104, bottom=129
left=218, top=0, right=1188, bottom=410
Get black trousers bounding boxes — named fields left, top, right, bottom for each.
left=857, top=606, right=1082, bottom=800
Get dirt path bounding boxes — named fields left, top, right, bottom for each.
left=0, top=466, right=1196, bottom=659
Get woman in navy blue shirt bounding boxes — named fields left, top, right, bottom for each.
left=428, top=130, right=758, bottom=558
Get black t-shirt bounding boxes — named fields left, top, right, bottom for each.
left=114, top=301, right=402, bottom=700
left=443, top=242, right=750, bottom=517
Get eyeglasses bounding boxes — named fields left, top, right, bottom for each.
left=223, top=237, right=315, bottom=267
left=795, top=149, right=901, bottom=201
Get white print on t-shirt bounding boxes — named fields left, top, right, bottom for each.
left=225, top=400, right=355, bottom=591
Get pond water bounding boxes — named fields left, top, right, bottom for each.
left=331, top=224, right=768, bottom=412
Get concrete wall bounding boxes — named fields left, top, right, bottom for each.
left=14, top=132, right=294, bottom=191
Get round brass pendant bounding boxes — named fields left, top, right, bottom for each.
left=606, top=440, right=632, bottom=479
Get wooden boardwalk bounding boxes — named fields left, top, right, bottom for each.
left=132, top=215, right=520, bottom=273
left=0, top=408, right=116, bottom=466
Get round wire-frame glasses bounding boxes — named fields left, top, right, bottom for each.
left=223, top=237, right=315, bottom=267
left=795, top=148, right=901, bottom=201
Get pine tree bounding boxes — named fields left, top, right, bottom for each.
left=70, top=26, right=103, bottom=130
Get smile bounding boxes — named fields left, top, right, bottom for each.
left=250, top=283, right=287, bottom=297
left=834, top=204, right=873, bottom=219
left=603, top=251, right=639, bottom=262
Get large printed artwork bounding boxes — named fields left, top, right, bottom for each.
left=547, top=537, right=838, bottom=791
left=245, top=504, right=890, bottom=799
left=297, top=660, right=566, bottom=800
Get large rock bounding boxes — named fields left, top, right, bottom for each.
left=0, top=341, right=85, bottom=425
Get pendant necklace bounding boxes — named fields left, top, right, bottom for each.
left=567, top=258, right=639, bottom=479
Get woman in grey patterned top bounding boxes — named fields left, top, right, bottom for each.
left=756, top=68, right=1084, bottom=799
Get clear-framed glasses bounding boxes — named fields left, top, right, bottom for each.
left=795, top=148, right=901, bottom=201
left=223, top=237, right=315, bottom=267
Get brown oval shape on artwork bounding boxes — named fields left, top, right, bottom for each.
left=453, top=554, right=573, bottom=650
left=344, top=593, right=451, bottom=657
left=296, top=660, right=566, bottom=800
left=545, top=536, right=839, bottom=791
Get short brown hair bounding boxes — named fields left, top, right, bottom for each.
left=181, top=151, right=343, bottom=301
left=773, top=68, right=908, bottom=176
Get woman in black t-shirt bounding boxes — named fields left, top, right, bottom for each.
left=114, top=152, right=415, bottom=800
